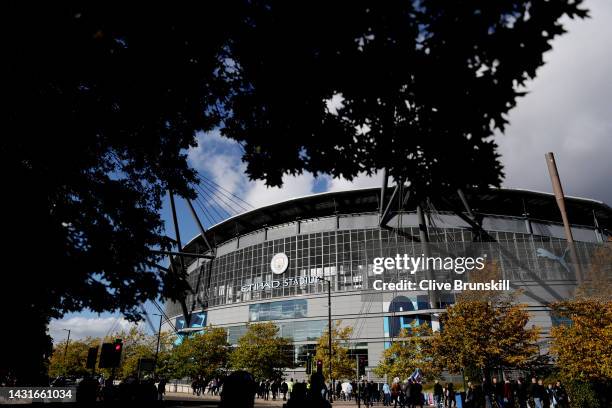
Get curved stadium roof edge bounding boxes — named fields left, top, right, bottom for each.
left=183, top=187, right=612, bottom=252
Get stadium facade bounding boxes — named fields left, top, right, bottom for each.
left=165, top=187, right=611, bottom=380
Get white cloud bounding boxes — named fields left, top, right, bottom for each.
left=498, top=0, right=612, bottom=205
left=188, top=130, right=246, bottom=197
left=324, top=172, right=382, bottom=192
left=243, top=173, right=319, bottom=208
left=48, top=316, right=144, bottom=343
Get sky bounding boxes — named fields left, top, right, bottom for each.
left=48, top=0, right=612, bottom=343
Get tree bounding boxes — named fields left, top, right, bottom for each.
left=229, top=322, right=292, bottom=381
left=48, top=328, right=174, bottom=381
left=169, top=327, right=229, bottom=382
left=374, top=324, right=439, bottom=382
left=550, top=298, right=612, bottom=382
left=314, top=322, right=356, bottom=381
left=3, top=3, right=231, bottom=383
left=430, top=297, right=539, bottom=376
left=48, top=338, right=100, bottom=378
left=219, top=1, right=587, bottom=193
left=103, top=327, right=174, bottom=380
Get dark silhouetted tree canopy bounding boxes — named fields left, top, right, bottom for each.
left=220, top=1, right=587, bottom=193
left=2, top=1, right=586, bottom=383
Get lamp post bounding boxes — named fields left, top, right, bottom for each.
left=317, top=276, right=333, bottom=403
left=153, top=313, right=163, bottom=375
left=62, top=329, right=71, bottom=363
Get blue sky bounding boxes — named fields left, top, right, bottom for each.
left=49, top=0, right=612, bottom=342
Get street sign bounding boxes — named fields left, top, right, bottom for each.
left=138, top=358, right=155, bottom=372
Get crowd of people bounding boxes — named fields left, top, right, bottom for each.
left=330, top=378, right=426, bottom=407
left=276, top=375, right=569, bottom=408
left=5, top=369, right=575, bottom=408
left=431, top=377, right=569, bottom=408
left=64, top=371, right=573, bottom=408
left=190, top=376, right=221, bottom=396
left=255, top=378, right=291, bottom=401
left=467, top=377, right=570, bottom=408
left=70, top=374, right=167, bottom=403
left=218, top=371, right=332, bottom=408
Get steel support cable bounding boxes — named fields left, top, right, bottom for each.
left=198, top=182, right=237, bottom=219
left=193, top=179, right=241, bottom=216
left=195, top=174, right=253, bottom=213
left=196, top=171, right=255, bottom=210
left=193, top=195, right=217, bottom=227
left=196, top=180, right=247, bottom=216
left=104, top=317, right=121, bottom=339
left=193, top=183, right=232, bottom=220
left=194, top=185, right=232, bottom=221
left=193, top=183, right=235, bottom=220
left=196, top=171, right=252, bottom=207
left=152, top=300, right=178, bottom=334
left=194, top=195, right=224, bottom=226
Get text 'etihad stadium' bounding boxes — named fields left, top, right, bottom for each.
left=241, top=276, right=318, bottom=292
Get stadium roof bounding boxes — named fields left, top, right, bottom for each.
left=184, top=187, right=612, bottom=252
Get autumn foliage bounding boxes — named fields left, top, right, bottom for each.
left=374, top=324, right=439, bottom=381
left=314, top=322, right=356, bottom=381
left=550, top=298, right=612, bottom=382
left=430, top=298, right=539, bottom=374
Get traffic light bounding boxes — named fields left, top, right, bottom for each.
left=86, top=347, right=98, bottom=369
left=111, top=339, right=123, bottom=366
left=316, top=359, right=323, bottom=374
left=358, top=356, right=367, bottom=376
left=99, top=343, right=113, bottom=368
left=98, top=339, right=123, bottom=368
left=305, top=355, right=312, bottom=374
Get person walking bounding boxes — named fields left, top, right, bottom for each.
left=157, top=377, right=166, bottom=401
left=413, top=381, right=424, bottom=408
left=281, top=379, right=289, bottom=401
left=434, top=380, right=444, bottom=408
left=493, top=377, right=504, bottom=408
left=258, top=380, right=265, bottom=399
left=383, top=381, right=392, bottom=406
left=393, top=380, right=401, bottom=408
left=482, top=377, right=493, bottom=408
left=465, top=382, right=476, bottom=408
left=264, top=379, right=271, bottom=400
left=402, top=380, right=411, bottom=408
left=446, top=383, right=456, bottom=408
left=358, top=379, right=367, bottom=407
left=530, top=378, right=545, bottom=408
left=553, top=381, right=568, bottom=408
left=546, top=384, right=557, bottom=408
left=503, top=379, right=514, bottom=408
left=515, top=378, right=527, bottom=408
left=342, top=380, right=353, bottom=401
left=367, top=380, right=377, bottom=407
left=287, top=378, right=294, bottom=399
left=271, top=379, right=279, bottom=400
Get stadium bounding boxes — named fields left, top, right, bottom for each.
left=165, top=186, right=612, bottom=380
